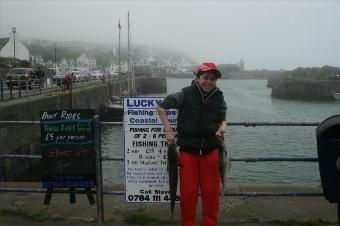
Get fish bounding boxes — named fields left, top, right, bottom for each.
left=217, top=138, right=231, bottom=194
left=167, top=143, right=181, bottom=219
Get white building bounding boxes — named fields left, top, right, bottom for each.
left=239, top=59, right=245, bottom=71
left=59, top=58, right=69, bottom=70
left=0, top=34, right=29, bottom=61
left=30, top=54, right=44, bottom=65
left=76, top=53, right=96, bottom=69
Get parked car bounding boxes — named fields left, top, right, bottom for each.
left=109, top=72, right=119, bottom=79
left=6, top=68, right=44, bottom=89
left=69, top=71, right=83, bottom=82
left=91, top=71, right=103, bottom=80
left=83, top=72, right=93, bottom=81
left=52, top=74, right=66, bottom=87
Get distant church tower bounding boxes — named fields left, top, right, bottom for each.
left=239, top=59, right=244, bottom=71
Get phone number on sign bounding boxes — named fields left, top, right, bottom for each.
left=127, top=194, right=180, bottom=202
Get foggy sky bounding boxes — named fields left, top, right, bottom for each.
left=0, top=0, right=340, bottom=70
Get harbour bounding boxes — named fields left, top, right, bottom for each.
left=1, top=78, right=339, bottom=225
left=1, top=78, right=339, bottom=187
left=101, top=78, right=340, bottom=187
left=1, top=1, right=340, bottom=224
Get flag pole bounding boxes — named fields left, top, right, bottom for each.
left=128, top=12, right=135, bottom=95
left=118, top=19, right=121, bottom=96
left=127, top=11, right=130, bottom=95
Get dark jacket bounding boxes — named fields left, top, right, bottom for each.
left=159, top=81, right=227, bottom=154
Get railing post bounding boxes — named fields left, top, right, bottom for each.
left=9, top=85, right=13, bottom=99
left=94, top=116, right=104, bottom=224
left=18, top=81, right=21, bottom=97
left=0, top=79, right=3, bottom=99
left=337, top=203, right=340, bottom=226
left=69, top=80, right=73, bottom=109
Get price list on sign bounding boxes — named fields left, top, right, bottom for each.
left=124, top=97, right=179, bottom=203
left=40, top=110, right=95, bottom=189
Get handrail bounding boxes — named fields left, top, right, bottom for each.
left=100, top=122, right=321, bottom=127
left=0, top=118, right=326, bottom=224
left=0, top=121, right=320, bottom=126
left=0, top=188, right=323, bottom=197
left=1, top=77, right=115, bottom=100
left=0, top=155, right=318, bottom=162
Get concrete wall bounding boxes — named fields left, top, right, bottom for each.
left=135, top=77, right=167, bottom=94
left=0, top=84, right=110, bottom=180
left=0, top=83, right=110, bottom=152
left=0, top=76, right=166, bottom=180
left=0, top=76, right=166, bottom=154
left=111, top=77, right=167, bottom=95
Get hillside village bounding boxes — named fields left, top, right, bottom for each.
left=0, top=29, right=247, bottom=77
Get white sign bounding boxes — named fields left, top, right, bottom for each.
left=124, top=97, right=178, bottom=203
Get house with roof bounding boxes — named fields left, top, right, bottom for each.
left=76, top=53, right=96, bottom=69
left=30, top=54, right=44, bottom=65
left=0, top=35, right=29, bottom=61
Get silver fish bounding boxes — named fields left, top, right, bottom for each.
left=167, top=143, right=181, bottom=219
left=217, top=138, right=231, bottom=194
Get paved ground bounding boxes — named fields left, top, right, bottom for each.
left=0, top=182, right=338, bottom=226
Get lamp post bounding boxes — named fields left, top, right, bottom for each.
left=11, top=27, right=16, bottom=60
left=54, top=47, right=57, bottom=72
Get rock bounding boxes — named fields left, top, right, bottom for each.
left=268, top=78, right=340, bottom=100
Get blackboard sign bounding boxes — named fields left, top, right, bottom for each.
left=40, top=110, right=95, bottom=189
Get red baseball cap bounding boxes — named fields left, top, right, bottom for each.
left=194, top=62, right=222, bottom=79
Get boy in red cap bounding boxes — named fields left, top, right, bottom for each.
left=157, top=62, right=227, bottom=226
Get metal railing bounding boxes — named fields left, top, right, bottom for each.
left=0, top=120, right=321, bottom=195
left=0, top=77, right=116, bottom=100
left=1, top=78, right=44, bottom=99
left=0, top=120, right=323, bottom=223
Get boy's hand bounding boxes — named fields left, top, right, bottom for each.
left=215, top=129, right=225, bottom=139
left=166, top=129, right=176, bottom=145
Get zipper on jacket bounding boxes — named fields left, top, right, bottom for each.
left=205, top=89, right=218, bottom=103
left=200, top=139, right=205, bottom=154
left=195, top=81, right=218, bottom=104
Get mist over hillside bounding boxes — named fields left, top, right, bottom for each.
left=23, top=39, right=197, bottom=67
